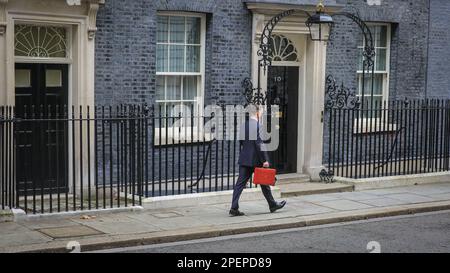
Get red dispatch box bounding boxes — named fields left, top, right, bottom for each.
left=253, top=167, right=277, bottom=186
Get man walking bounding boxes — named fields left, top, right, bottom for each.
left=229, top=105, right=286, bottom=217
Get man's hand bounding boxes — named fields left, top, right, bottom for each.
left=263, top=161, right=270, bottom=168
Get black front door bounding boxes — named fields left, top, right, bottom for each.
left=267, top=66, right=299, bottom=174
left=15, top=63, right=69, bottom=194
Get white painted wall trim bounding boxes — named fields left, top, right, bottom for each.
left=251, top=11, right=328, bottom=179
left=0, top=0, right=104, bottom=106
left=0, top=0, right=104, bottom=192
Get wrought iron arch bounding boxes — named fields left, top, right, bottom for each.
left=241, top=7, right=379, bottom=183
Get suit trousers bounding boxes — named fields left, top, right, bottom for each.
left=231, top=166, right=276, bottom=210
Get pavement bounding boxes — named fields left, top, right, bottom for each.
left=2, top=182, right=450, bottom=253
left=105, top=210, right=450, bottom=253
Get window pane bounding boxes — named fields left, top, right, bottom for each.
left=156, top=76, right=165, bottom=100
left=156, top=103, right=166, bottom=127
left=376, top=26, right=387, bottom=47
left=376, top=48, right=387, bottom=71
left=359, top=96, right=383, bottom=118
left=46, top=70, right=62, bottom=87
left=359, top=74, right=383, bottom=95
left=186, top=17, right=201, bottom=44
left=183, top=76, right=198, bottom=100
left=182, top=102, right=195, bottom=119
left=166, top=76, right=181, bottom=100
left=186, top=45, right=200, bottom=72
left=169, top=16, right=185, bottom=43
left=156, top=44, right=168, bottom=72
left=165, top=104, right=173, bottom=127
left=169, top=45, right=185, bottom=72
left=15, top=69, right=31, bottom=87
left=166, top=103, right=182, bottom=126
left=157, top=16, right=169, bottom=43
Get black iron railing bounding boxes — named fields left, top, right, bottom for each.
left=324, top=99, right=450, bottom=179
left=0, top=105, right=250, bottom=214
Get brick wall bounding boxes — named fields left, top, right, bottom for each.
left=93, top=0, right=445, bottom=172
left=95, top=0, right=252, bottom=106
left=323, top=0, right=430, bottom=164
left=427, top=0, right=450, bottom=98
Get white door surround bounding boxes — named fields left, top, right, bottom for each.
left=0, top=0, right=104, bottom=107
left=0, top=0, right=104, bottom=192
left=249, top=5, right=329, bottom=181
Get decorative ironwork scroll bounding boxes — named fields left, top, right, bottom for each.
left=324, top=75, right=360, bottom=110
left=242, top=77, right=267, bottom=105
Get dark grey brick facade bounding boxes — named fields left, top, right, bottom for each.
left=427, top=0, right=450, bottom=98
left=95, top=0, right=450, bottom=105
left=326, top=0, right=430, bottom=101
left=323, top=0, right=431, bottom=163
left=93, top=0, right=450, bottom=170
left=95, top=0, right=252, bottom=106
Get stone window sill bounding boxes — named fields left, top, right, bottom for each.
left=154, top=127, right=214, bottom=146
left=353, top=119, right=398, bottom=135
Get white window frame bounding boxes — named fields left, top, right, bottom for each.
left=155, top=12, right=207, bottom=144
left=355, top=23, right=393, bottom=133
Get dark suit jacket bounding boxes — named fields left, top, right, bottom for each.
left=237, top=118, right=270, bottom=167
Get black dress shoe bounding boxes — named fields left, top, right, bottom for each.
left=229, top=209, right=245, bottom=217
left=270, top=200, right=287, bottom=213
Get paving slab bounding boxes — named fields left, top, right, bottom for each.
left=427, top=193, right=450, bottom=201
left=0, top=231, right=52, bottom=248
left=332, top=191, right=380, bottom=201
left=151, top=212, right=184, bottom=219
left=171, top=206, right=224, bottom=216
left=317, top=199, right=374, bottom=211
left=0, top=222, right=31, bottom=235
left=385, top=193, right=436, bottom=204
left=149, top=216, right=213, bottom=231
left=363, top=187, right=412, bottom=196
left=240, top=210, right=295, bottom=222
left=403, top=185, right=450, bottom=195
left=19, top=219, right=80, bottom=230
left=283, top=201, right=337, bottom=216
left=75, top=216, right=161, bottom=235
left=125, top=212, right=160, bottom=223
left=297, top=193, right=343, bottom=203
left=356, top=197, right=410, bottom=207
left=38, top=225, right=104, bottom=239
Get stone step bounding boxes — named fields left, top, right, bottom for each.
left=279, top=182, right=354, bottom=198
left=276, top=173, right=311, bottom=184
